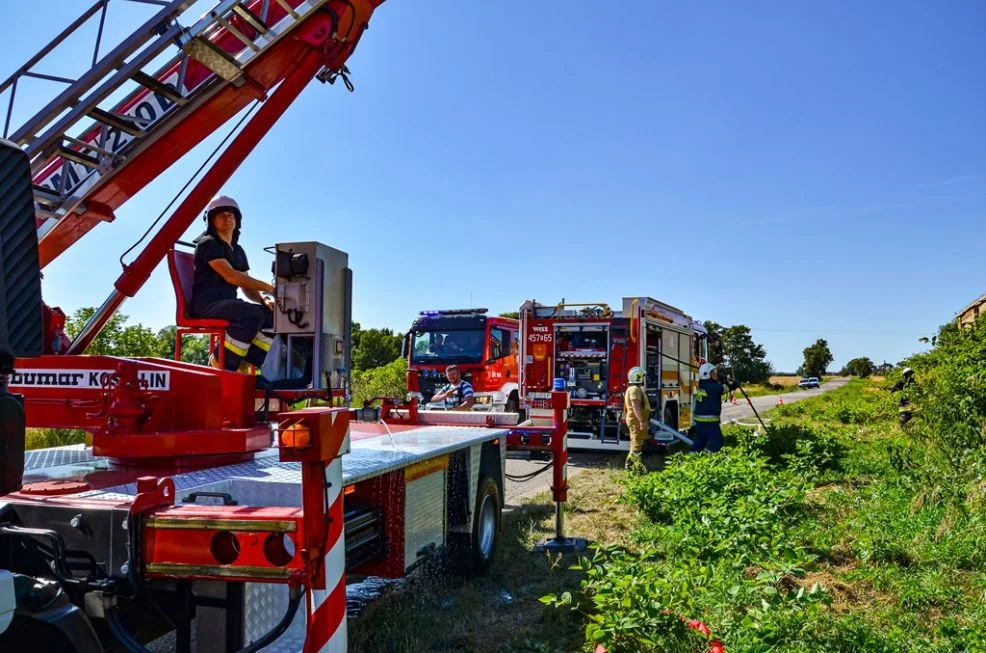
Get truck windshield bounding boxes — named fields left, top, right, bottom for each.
left=411, top=329, right=485, bottom=364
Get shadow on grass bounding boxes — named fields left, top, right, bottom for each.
left=348, top=500, right=587, bottom=653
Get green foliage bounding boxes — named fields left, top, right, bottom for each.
left=25, top=428, right=86, bottom=450
left=545, top=377, right=986, bottom=652
left=65, top=307, right=165, bottom=357
left=625, top=449, right=812, bottom=562
left=156, top=325, right=210, bottom=365
left=351, top=321, right=403, bottom=372
left=801, top=338, right=833, bottom=379
left=843, top=356, right=874, bottom=377
left=732, top=423, right=846, bottom=477
left=498, top=311, right=520, bottom=319
left=350, top=357, right=407, bottom=406
left=901, top=316, right=986, bottom=473
left=704, top=321, right=773, bottom=384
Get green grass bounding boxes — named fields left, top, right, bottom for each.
left=344, top=367, right=986, bottom=651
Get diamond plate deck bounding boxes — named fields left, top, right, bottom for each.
left=24, top=425, right=508, bottom=503
left=24, top=444, right=94, bottom=470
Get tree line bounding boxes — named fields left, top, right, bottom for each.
left=63, top=307, right=405, bottom=374
left=64, top=306, right=873, bottom=385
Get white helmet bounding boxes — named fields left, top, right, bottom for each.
left=902, top=367, right=914, bottom=377
left=205, top=195, right=242, bottom=222
left=699, top=362, right=717, bottom=380
left=628, top=366, right=645, bottom=384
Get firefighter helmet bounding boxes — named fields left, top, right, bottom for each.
left=627, top=367, right=645, bottom=385
left=699, top=362, right=717, bottom=380
left=204, top=195, right=242, bottom=223
left=902, top=367, right=914, bottom=378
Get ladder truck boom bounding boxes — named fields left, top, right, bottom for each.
left=0, top=4, right=577, bottom=652
left=2, top=0, right=379, bottom=270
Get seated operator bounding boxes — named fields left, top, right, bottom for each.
left=189, top=195, right=275, bottom=372
left=430, top=365, right=475, bottom=411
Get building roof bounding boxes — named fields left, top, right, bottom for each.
left=957, top=293, right=986, bottom=317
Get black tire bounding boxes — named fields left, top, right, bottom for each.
left=505, top=391, right=519, bottom=414
left=454, top=474, right=501, bottom=576
left=664, top=404, right=677, bottom=430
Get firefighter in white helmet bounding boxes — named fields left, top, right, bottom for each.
left=190, top=195, right=276, bottom=372
left=692, top=362, right=738, bottom=453
left=623, top=366, right=651, bottom=473
left=890, top=367, right=917, bottom=425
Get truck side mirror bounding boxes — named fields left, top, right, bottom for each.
left=401, top=331, right=411, bottom=359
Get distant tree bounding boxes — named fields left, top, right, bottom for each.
left=843, top=357, right=874, bottom=378
left=351, top=358, right=408, bottom=406
left=65, top=307, right=165, bottom=357
left=802, top=339, right=833, bottom=378
left=498, top=311, right=520, bottom=319
left=156, top=325, right=210, bottom=365
left=721, top=325, right=773, bottom=384
left=703, top=321, right=772, bottom=383
left=351, top=322, right=402, bottom=372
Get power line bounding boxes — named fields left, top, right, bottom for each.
left=747, top=327, right=927, bottom=335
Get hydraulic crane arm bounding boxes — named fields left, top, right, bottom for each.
left=0, top=0, right=382, bottom=269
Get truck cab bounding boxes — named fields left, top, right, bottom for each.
left=404, top=309, right=519, bottom=412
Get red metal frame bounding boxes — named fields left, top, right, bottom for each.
left=7, top=0, right=383, bottom=466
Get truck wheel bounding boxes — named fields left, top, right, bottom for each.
left=451, top=474, right=501, bottom=576
left=505, top=392, right=519, bottom=414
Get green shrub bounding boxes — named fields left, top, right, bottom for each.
left=350, top=358, right=407, bottom=406
left=624, top=449, right=810, bottom=564
left=25, top=428, right=87, bottom=450
left=732, top=423, right=846, bottom=477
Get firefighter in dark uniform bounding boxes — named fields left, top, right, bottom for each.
left=890, top=367, right=916, bottom=424
left=692, top=363, right=738, bottom=453
left=190, top=195, right=276, bottom=372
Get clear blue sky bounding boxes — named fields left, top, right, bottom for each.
left=3, top=1, right=985, bottom=372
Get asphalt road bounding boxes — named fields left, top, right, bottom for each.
left=502, top=377, right=851, bottom=508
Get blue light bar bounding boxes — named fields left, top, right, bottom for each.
left=418, top=308, right=488, bottom=317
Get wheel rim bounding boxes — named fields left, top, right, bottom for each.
left=478, top=493, right=496, bottom=559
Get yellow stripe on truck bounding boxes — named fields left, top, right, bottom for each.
left=405, top=454, right=449, bottom=482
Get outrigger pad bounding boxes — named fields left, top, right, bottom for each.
left=0, top=139, right=42, bottom=357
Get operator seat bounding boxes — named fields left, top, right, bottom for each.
left=167, top=247, right=229, bottom=368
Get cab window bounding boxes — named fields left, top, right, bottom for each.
left=490, top=328, right=514, bottom=360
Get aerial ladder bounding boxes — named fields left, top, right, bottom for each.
left=0, top=0, right=383, bottom=463
left=0, top=3, right=387, bottom=650
left=1, top=0, right=376, bottom=355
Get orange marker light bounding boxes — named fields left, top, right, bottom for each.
left=281, top=424, right=312, bottom=448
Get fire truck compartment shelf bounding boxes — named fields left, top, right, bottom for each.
left=15, top=425, right=509, bottom=503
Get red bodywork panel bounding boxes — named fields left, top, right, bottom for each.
left=522, top=316, right=636, bottom=410
left=10, top=354, right=269, bottom=463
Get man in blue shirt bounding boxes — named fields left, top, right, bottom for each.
left=430, top=365, right=475, bottom=411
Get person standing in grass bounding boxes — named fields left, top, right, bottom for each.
left=891, top=367, right=916, bottom=424
left=624, top=366, right=651, bottom=473
left=692, top=363, right=739, bottom=453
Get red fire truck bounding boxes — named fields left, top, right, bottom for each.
left=403, top=309, right=520, bottom=413
left=0, top=3, right=579, bottom=652
left=519, top=297, right=710, bottom=450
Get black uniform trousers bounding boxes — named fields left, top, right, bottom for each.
left=191, top=298, right=273, bottom=372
